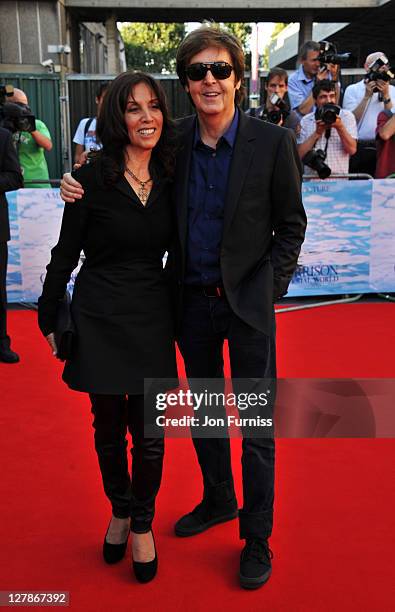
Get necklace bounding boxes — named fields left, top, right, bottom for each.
left=125, top=167, right=152, bottom=205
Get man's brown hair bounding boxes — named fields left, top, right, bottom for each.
left=266, top=67, right=289, bottom=85
left=176, top=23, right=245, bottom=106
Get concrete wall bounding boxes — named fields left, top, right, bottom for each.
left=0, top=1, right=61, bottom=73
left=0, top=1, right=124, bottom=74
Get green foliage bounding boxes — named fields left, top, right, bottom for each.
left=224, top=23, right=252, bottom=49
left=119, top=23, right=186, bottom=73
left=271, top=23, right=288, bottom=38
left=120, top=22, right=253, bottom=73
left=222, top=23, right=252, bottom=70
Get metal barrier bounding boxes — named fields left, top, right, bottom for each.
left=23, top=180, right=61, bottom=186
left=302, top=173, right=374, bottom=181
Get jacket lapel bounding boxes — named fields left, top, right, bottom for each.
left=174, top=116, right=195, bottom=258
left=223, top=112, right=256, bottom=235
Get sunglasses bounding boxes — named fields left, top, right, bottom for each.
left=185, top=61, right=233, bottom=81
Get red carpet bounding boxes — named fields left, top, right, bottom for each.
left=0, top=304, right=394, bottom=611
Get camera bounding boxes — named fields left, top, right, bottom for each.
left=0, top=84, right=36, bottom=133
left=315, top=103, right=341, bottom=125
left=259, top=94, right=290, bottom=124
left=318, top=41, right=351, bottom=67
left=365, top=54, right=394, bottom=92
left=302, top=149, right=331, bottom=179
left=260, top=108, right=289, bottom=125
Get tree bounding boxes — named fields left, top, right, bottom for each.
left=223, top=23, right=252, bottom=70
left=119, top=23, right=186, bottom=73
left=225, top=22, right=252, bottom=49
left=120, top=22, right=253, bottom=73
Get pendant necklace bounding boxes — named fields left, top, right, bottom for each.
left=125, top=167, right=152, bottom=205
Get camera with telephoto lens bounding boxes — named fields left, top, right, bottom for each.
left=315, top=103, right=341, bottom=125
left=318, top=41, right=351, bottom=68
left=365, top=55, right=394, bottom=92
left=302, top=149, right=331, bottom=179
left=260, top=94, right=290, bottom=124
left=0, top=84, right=36, bottom=133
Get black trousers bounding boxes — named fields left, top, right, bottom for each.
left=178, top=289, right=276, bottom=540
left=0, top=241, right=8, bottom=342
left=89, top=393, right=164, bottom=533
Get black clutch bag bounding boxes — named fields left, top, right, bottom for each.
left=54, top=290, right=75, bottom=361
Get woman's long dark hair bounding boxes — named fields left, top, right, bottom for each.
left=95, top=71, right=177, bottom=184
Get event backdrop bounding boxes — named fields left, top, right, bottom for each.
left=6, top=180, right=395, bottom=303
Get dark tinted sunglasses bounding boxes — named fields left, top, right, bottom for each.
left=185, top=61, right=233, bottom=81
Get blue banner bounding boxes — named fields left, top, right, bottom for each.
left=6, top=180, right=395, bottom=302
left=288, top=179, right=395, bottom=296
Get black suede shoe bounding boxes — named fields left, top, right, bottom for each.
left=132, top=530, right=157, bottom=583
left=0, top=345, right=19, bottom=363
left=174, top=498, right=238, bottom=537
left=102, top=520, right=130, bottom=564
left=239, top=539, right=273, bottom=589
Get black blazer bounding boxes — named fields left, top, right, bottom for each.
left=0, top=127, right=23, bottom=242
left=173, top=110, right=307, bottom=336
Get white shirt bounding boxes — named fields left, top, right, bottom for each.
left=72, top=117, right=102, bottom=152
left=297, top=109, right=358, bottom=177
left=342, top=79, right=395, bottom=140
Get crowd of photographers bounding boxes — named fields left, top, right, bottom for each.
left=249, top=42, right=395, bottom=180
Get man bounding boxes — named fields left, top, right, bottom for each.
left=297, top=80, right=357, bottom=178
left=60, top=24, right=307, bottom=589
left=247, top=67, right=300, bottom=134
left=375, top=110, right=395, bottom=178
left=0, top=126, right=24, bottom=362
left=73, top=83, right=109, bottom=164
left=288, top=41, right=339, bottom=119
left=8, top=88, right=52, bottom=188
left=343, top=52, right=395, bottom=176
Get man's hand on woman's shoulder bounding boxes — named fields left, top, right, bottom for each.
left=60, top=172, right=84, bottom=203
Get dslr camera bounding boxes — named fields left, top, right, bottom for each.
left=365, top=54, right=394, bottom=92
left=315, top=103, right=341, bottom=125
left=0, top=84, right=36, bottom=133
left=302, top=149, right=331, bottom=180
left=260, top=94, right=290, bottom=124
left=318, top=41, right=351, bottom=68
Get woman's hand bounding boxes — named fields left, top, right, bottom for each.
left=60, top=173, right=84, bottom=203
left=46, top=333, right=58, bottom=357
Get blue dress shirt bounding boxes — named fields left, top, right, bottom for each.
left=287, top=65, right=316, bottom=118
left=185, top=109, right=239, bottom=286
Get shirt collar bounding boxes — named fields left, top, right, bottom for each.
left=297, top=64, right=314, bottom=84
left=194, top=107, right=239, bottom=149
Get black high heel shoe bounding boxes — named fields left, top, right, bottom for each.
left=132, top=530, right=157, bottom=583
left=103, top=519, right=130, bottom=564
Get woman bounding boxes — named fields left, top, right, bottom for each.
left=38, top=72, right=178, bottom=583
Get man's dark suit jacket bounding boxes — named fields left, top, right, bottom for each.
left=173, top=110, right=307, bottom=337
left=0, top=127, right=23, bottom=242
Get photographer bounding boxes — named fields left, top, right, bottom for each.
left=297, top=80, right=357, bottom=179
left=0, top=127, right=23, bottom=363
left=73, top=82, right=109, bottom=165
left=375, top=110, right=395, bottom=178
left=8, top=88, right=52, bottom=188
left=288, top=41, right=340, bottom=119
left=343, top=52, right=395, bottom=176
left=246, top=67, right=300, bottom=133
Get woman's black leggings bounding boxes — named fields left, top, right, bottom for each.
left=89, top=393, right=164, bottom=533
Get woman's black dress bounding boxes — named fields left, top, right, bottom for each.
left=38, top=161, right=177, bottom=394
